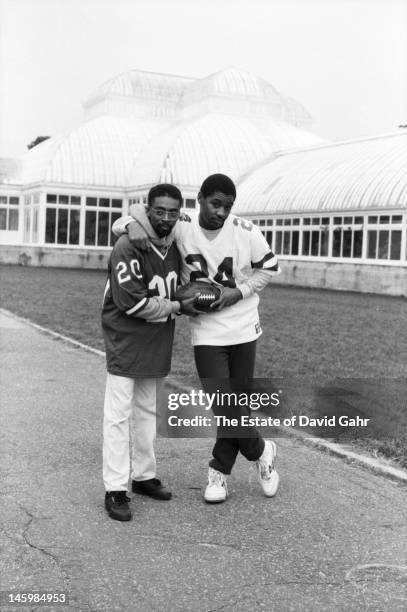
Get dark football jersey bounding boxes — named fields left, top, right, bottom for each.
left=102, top=235, right=181, bottom=377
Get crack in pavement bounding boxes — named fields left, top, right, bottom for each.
left=207, top=599, right=241, bottom=612
left=274, top=580, right=344, bottom=586
left=17, top=503, right=98, bottom=612
left=6, top=501, right=91, bottom=609
left=19, top=503, right=69, bottom=585
left=6, top=502, right=155, bottom=612
left=129, top=531, right=242, bottom=552
left=195, top=540, right=241, bottom=551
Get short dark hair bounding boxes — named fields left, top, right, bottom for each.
left=147, top=184, right=183, bottom=207
left=200, top=174, right=236, bottom=199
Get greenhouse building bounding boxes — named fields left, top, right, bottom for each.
left=0, top=67, right=406, bottom=295
left=234, top=131, right=407, bottom=295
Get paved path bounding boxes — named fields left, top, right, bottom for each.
left=0, top=312, right=406, bottom=612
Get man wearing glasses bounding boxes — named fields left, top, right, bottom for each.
left=102, top=183, right=198, bottom=521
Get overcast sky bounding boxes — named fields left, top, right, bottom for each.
left=0, top=0, right=406, bottom=157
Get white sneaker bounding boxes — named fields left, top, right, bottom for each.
left=204, top=467, right=228, bottom=503
left=256, top=440, right=279, bottom=497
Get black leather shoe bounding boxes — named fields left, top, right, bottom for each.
left=132, top=478, right=172, bottom=500
left=105, top=491, right=132, bottom=521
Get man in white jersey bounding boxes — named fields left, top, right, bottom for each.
left=113, top=174, right=280, bottom=504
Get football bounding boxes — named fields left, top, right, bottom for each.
left=193, top=285, right=222, bottom=311
left=174, top=281, right=222, bottom=312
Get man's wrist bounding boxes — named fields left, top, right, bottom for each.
left=172, top=300, right=182, bottom=315
left=235, top=283, right=251, bottom=299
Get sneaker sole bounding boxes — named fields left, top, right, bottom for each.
left=133, top=490, right=172, bottom=500
left=106, top=511, right=132, bottom=521
left=204, top=497, right=227, bottom=504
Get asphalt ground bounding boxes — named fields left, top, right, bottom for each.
left=0, top=311, right=406, bottom=612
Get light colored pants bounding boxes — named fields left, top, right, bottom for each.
left=103, top=373, right=164, bottom=492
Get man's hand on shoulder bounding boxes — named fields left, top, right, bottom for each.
left=210, top=287, right=242, bottom=311
left=128, top=221, right=151, bottom=251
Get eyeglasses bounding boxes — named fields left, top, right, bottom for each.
left=150, top=209, right=180, bottom=219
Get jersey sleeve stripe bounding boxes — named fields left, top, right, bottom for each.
left=102, top=279, right=110, bottom=303
left=252, top=252, right=279, bottom=271
left=126, top=297, right=149, bottom=315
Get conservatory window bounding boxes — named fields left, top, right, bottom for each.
left=332, top=216, right=363, bottom=258
left=45, top=194, right=81, bottom=245
left=84, top=196, right=123, bottom=247
left=0, top=195, right=19, bottom=231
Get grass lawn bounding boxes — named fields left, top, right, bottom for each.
left=1, top=263, right=407, bottom=467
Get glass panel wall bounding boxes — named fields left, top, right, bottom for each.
left=251, top=213, right=405, bottom=263
left=45, top=194, right=81, bottom=245
left=366, top=214, right=403, bottom=261
left=0, top=195, right=20, bottom=231
left=84, top=196, right=123, bottom=247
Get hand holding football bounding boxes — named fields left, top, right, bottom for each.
left=174, top=281, right=222, bottom=312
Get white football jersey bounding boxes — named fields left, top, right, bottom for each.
left=174, top=212, right=278, bottom=346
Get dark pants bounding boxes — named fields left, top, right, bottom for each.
left=194, top=341, right=265, bottom=474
